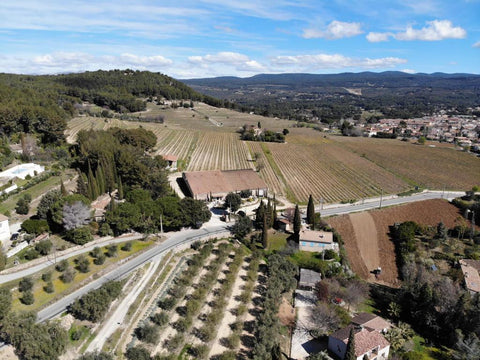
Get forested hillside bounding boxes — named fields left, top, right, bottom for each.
left=0, top=70, right=221, bottom=144
left=184, top=71, right=480, bottom=122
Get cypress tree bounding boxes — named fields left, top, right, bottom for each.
left=60, top=179, right=67, bottom=196
left=293, top=204, right=301, bottom=242
left=262, top=215, right=268, bottom=249
left=87, top=163, right=98, bottom=200
left=307, top=194, right=315, bottom=228
left=96, top=165, right=106, bottom=195
left=273, top=201, right=277, bottom=228
left=266, top=198, right=272, bottom=229
left=256, top=201, right=265, bottom=229
left=76, top=170, right=88, bottom=197
left=345, top=328, right=356, bottom=360
left=117, top=177, right=124, bottom=200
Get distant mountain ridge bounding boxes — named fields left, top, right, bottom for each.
left=182, top=71, right=480, bottom=121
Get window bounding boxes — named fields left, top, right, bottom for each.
left=301, top=242, right=306, bottom=246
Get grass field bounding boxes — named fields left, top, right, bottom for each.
left=66, top=103, right=479, bottom=205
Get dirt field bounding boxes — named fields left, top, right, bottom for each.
left=328, top=199, right=464, bottom=286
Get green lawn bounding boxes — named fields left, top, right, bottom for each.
left=267, top=231, right=288, bottom=252
left=9, top=239, right=154, bottom=312
left=0, top=169, right=75, bottom=215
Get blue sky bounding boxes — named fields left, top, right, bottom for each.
left=0, top=0, right=479, bottom=78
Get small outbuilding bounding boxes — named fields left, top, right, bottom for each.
left=163, top=154, right=178, bottom=170
left=298, top=268, right=321, bottom=291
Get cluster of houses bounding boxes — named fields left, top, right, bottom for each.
left=293, top=269, right=391, bottom=360
left=362, top=115, right=479, bottom=146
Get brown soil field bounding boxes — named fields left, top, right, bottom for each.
left=328, top=199, right=464, bottom=286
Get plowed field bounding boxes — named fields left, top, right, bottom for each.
left=328, top=199, right=463, bottom=286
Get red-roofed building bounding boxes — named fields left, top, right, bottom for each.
left=328, top=325, right=390, bottom=360
left=163, top=154, right=178, bottom=170
left=182, top=169, right=267, bottom=200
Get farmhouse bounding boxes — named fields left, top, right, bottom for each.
left=182, top=169, right=268, bottom=200
left=0, top=214, right=10, bottom=244
left=299, top=230, right=338, bottom=252
left=328, top=325, right=390, bottom=360
left=460, top=259, right=480, bottom=294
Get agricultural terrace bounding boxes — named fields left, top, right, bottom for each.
left=333, top=136, right=480, bottom=190
left=125, top=240, right=262, bottom=359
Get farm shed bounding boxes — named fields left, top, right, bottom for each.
left=182, top=169, right=268, bottom=200
left=299, top=230, right=338, bottom=252
left=162, top=154, right=178, bottom=170
left=298, top=268, right=321, bottom=290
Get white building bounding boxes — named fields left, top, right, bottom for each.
left=328, top=325, right=390, bottom=360
left=0, top=214, right=10, bottom=244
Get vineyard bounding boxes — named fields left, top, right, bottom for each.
left=66, top=108, right=479, bottom=206
left=333, top=136, right=480, bottom=190
left=187, top=132, right=253, bottom=171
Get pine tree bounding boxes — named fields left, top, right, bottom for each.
left=293, top=204, right=301, bottom=241
left=60, top=179, right=67, bottom=196
left=76, top=170, right=88, bottom=197
left=345, top=328, right=356, bottom=360
left=262, top=215, right=268, bottom=249
left=307, top=194, right=315, bottom=228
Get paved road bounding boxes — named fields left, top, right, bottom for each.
left=316, top=190, right=464, bottom=217
left=0, top=234, right=145, bottom=284
left=36, top=224, right=229, bottom=323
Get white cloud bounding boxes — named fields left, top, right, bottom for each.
left=395, top=20, right=466, bottom=41
left=188, top=51, right=265, bottom=72
left=365, top=20, right=466, bottom=43
left=303, top=21, right=363, bottom=39
left=0, top=52, right=173, bottom=74
left=473, top=41, right=480, bottom=48
left=270, top=53, right=407, bottom=70
left=366, top=32, right=392, bottom=42
left=401, top=69, right=416, bottom=74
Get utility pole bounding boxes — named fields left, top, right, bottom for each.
left=379, top=188, right=383, bottom=209
left=442, top=184, right=445, bottom=199
left=320, top=197, right=324, bottom=210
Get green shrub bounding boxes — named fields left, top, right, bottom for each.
left=21, top=291, right=34, bottom=305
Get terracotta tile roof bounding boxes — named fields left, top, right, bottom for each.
left=299, top=230, right=333, bottom=244
left=330, top=325, right=390, bottom=357
left=91, top=194, right=111, bottom=210
left=163, top=154, right=178, bottom=161
left=352, top=313, right=392, bottom=332
left=183, top=169, right=267, bottom=197
left=0, top=214, right=8, bottom=222
left=460, top=259, right=480, bottom=293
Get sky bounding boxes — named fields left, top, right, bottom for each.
left=0, top=0, right=479, bottom=78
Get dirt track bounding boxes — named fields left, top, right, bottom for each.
left=328, top=199, right=464, bottom=286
